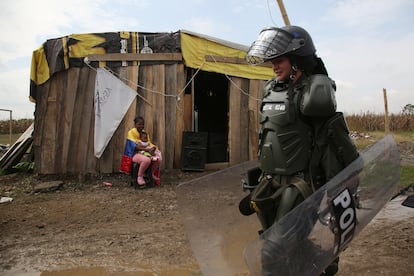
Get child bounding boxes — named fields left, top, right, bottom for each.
left=137, top=132, right=158, bottom=161
left=136, top=131, right=162, bottom=185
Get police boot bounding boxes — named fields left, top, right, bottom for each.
left=321, top=257, right=339, bottom=276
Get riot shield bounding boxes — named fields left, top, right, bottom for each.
left=177, top=135, right=399, bottom=276
left=176, top=160, right=261, bottom=276
left=244, top=134, right=400, bottom=275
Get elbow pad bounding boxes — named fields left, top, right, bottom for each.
left=300, top=74, right=337, bottom=117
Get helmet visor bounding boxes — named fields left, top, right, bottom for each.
left=246, top=28, right=304, bottom=65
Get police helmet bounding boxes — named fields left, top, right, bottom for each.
left=246, top=25, right=316, bottom=65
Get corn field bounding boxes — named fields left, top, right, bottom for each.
left=345, top=112, right=414, bottom=132
left=0, top=119, right=33, bottom=134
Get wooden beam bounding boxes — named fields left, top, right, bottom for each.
left=383, top=88, right=390, bottom=133
left=276, top=0, right=291, bottom=26
left=86, top=53, right=183, bottom=62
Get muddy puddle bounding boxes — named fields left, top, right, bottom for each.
left=41, top=267, right=201, bottom=276
left=7, top=266, right=203, bottom=276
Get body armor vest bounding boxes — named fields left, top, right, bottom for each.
left=258, top=79, right=312, bottom=175
left=247, top=75, right=359, bottom=232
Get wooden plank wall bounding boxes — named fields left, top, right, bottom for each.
left=228, top=77, right=250, bottom=166
left=33, top=67, right=97, bottom=174
left=138, top=65, right=162, bottom=170
left=33, top=73, right=51, bottom=174
left=33, top=63, right=263, bottom=175
left=165, top=64, right=178, bottom=169
left=33, top=64, right=185, bottom=175
left=173, top=65, right=186, bottom=168
left=228, top=77, right=264, bottom=166
left=248, top=79, right=263, bottom=160
left=152, top=64, right=166, bottom=165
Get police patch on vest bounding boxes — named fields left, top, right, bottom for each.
left=262, top=103, right=286, bottom=111
left=331, top=188, right=357, bottom=254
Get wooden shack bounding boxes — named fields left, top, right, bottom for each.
left=29, top=30, right=274, bottom=174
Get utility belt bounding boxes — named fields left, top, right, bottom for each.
left=249, top=173, right=314, bottom=230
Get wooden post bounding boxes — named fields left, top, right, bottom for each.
left=383, top=88, right=390, bottom=133
left=276, top=0, right=291, bottom=26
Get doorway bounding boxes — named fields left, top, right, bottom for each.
left=194, top=71, right=229, bottom=163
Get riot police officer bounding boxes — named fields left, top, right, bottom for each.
left=240, top=26, right=359, bottom=275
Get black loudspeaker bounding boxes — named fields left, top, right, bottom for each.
left=181, top=132, right=208, bottom=171
left=181, top=147, right=207, bottom=171
left=207, top=132, right=228, bottom=163
left=182, top=131, right=208, bottom=148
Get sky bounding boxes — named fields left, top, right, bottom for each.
left=0, top=0, right=413, bottom=119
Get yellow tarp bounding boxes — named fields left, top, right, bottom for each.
left=180, top=32, right=274, bottom=81
left=29, top=30, right=274, bottom=102
left=29, top=32, right=141, bottom=101
left=30, top=45, right=50, bottom=87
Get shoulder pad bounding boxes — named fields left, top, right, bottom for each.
left=300, top=74, right=337, bottom=117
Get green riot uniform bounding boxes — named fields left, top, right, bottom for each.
left=250, top=73, right=358, bottom=230
left=243, top=25, right=359, bottom=276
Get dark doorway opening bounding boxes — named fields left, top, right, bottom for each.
left=194, top=71, right=229, bottom=163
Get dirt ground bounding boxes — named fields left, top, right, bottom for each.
left=0, top=141, right=413, bottom=276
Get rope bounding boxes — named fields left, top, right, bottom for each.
left=83, top=53, right=264, bottom=108
left=206, top=55, right=262, bottom=103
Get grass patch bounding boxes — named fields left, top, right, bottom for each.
left=0, top=133, right=22, bottom=145
left=353, top=131, right=413, bottom=190
left=391, top=131, right=414, bottom=143
left=353, top=131, right=413, bottom=150
left=400, top=164, right=414, bottom=188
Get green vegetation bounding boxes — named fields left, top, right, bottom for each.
left=0, top=119, right=34, bottom=174
left=353, top=131, right=414, bottom=190
left=0, top=118, right=33, bottom=135
left=0, top=133, right=23, bottom=145
left=0, top=118, right=33, bottom=145
left=353, top=131, right=414, bottom=150
left=400, top=165, right=414, bottom=189
left=390, top=132, right=414, bottom=190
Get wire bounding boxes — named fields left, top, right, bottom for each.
left=103, top=62, right=206, bottom=114
left=83, top=57, right=97, bottom=72
left=102, top=67, right=153, bottom=106
left=103, top=66, right=176, bottom=99
left=206, top=55, right=262, bottom=103
left=267, top=0, right=279, bottom=26
left=176, top=61, right=205, bottom=100
left=83, top=51, right=263, bottom=107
